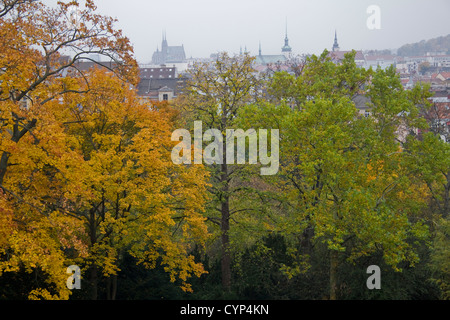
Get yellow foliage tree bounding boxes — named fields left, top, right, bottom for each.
left=59, top=69, right=210, bottom=299
left=0, top=0, right=136, bottom=299
left=0, top=0, right=209, bottom=299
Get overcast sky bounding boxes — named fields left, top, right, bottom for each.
left=46, top=0, right=450, bottom=63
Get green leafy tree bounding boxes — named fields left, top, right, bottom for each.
left=240, top=51, right=431, bottom=299
left=403, top=129, right=450, bottom=300
left=174, top=52, right=266, bottom=292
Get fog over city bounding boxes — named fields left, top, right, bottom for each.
left=46, top=0, right=450, bottom=62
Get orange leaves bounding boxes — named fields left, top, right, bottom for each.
left=58, top=68, right=210, bottom=293
left=0, top=0, right=208, bottom=299
left=0, top=0, right=137, bottom=105
left=0, top=66, right=210, bottom=299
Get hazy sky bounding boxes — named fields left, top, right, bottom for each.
left=47, top=0, right=450, bottom=63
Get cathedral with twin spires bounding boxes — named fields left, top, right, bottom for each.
left=151, top=32, right=186, bottom=65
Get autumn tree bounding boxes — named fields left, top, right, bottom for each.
left=0, top=0, right=137, bottom=298
left=0, top=0, right=210, bottom=300
left=57, top=69, right=210, bottom=300
left=0, top=0, right=137, bottom=186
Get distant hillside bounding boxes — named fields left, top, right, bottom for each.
left=397, top=34, right=450, bottom=56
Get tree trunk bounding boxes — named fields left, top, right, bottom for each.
left=90, top=265, right=98, bottom=300
left=221, top=200, right=231, bottom=291
left=106, top=274, right=118, bottom=300
left=0, top=152, right=10, bottom=187
left=329, top=250, right=339, bottom=300
left=220, top=161, right=231, bottom=291
left=89, top=207, right=98, bottom=300
left=0, top=118, right=37, bottom=186
left=112, top=274, right=117, bottom=300
left=300, top=225, right=314, bottom=255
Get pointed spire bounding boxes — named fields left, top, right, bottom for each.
left=282, top=18, right=292, bottom=54
left=162, top=30, right=168, bottom=51
left=259, top=41, right=262, bottom=56
left=285, top=17, right=288, bottom=40
left=332, top=29, right=340, bottom=52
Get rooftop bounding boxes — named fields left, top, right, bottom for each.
left=329, top=50, right=365, bottom=61
left=255, top=54, right=287, bottom=65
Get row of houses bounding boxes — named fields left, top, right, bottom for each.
left=131, top=31, right=449, bottom=141
left=54, top=46, right=448, bottom=143
left=137, top=66, right=187, bottom=102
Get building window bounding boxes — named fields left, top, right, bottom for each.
left=169, top=75, right=172, bottom=78
left=151, top=69, right=154, bottom=71
left=163, top=94, right=169, bottom=101
left=365, top=110, right=370, bottom=118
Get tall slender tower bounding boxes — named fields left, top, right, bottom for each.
left=281, top=18, right=292, bottom=57
left=162, top=30, right=168, bottom=54
left=332, top=30, right=340, bottom=52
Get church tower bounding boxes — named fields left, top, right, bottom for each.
left=151, top=31, right=186, bottom=65
left=162, top=31, right=168, bottom=54
left=281, top=19, right=292, bottom=58
left=332, top=30, right=340, bottom=52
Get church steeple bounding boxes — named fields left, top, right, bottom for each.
left=259, top=41, right=262, bottom=56
left=332, top=30, right=340, bottom=52
left=162, top=30, right=168, bottom=52
left=284, top=19, right=289, bottom=44
left=281, top=18, right=292, bottom=57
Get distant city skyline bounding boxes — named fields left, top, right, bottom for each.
left=47, top=0, right=450, bottom=63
